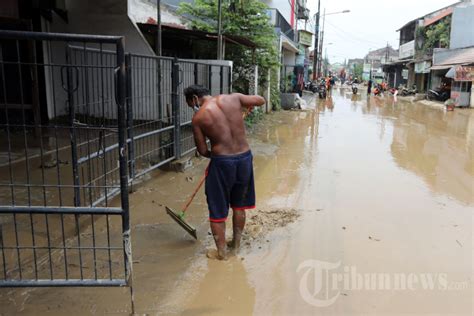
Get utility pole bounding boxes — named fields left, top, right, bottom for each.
left=317, top=8, right=326, bottom=78
left=217, top=0, right=223, bottom=59
left=156, top=0, right=162, bottom=56
left=312, top=0, right=321, bottom=81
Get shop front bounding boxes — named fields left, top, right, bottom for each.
left=448, top=65, right=473, bottom=107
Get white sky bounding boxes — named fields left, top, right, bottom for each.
left=303, top=0, right=458, bottom=63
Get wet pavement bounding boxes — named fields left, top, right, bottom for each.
left=1, top=87, right=473, bottom=315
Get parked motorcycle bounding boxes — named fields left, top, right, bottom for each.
left=305, top=81, right=319, bottom=93
left=400, top=85, right=418, bottom=96
left=426, top=88, right=450, bottom=102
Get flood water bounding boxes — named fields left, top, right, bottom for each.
left=1, top=88, right=473, bottom=315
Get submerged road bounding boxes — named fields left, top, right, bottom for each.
left=175, top=88, right=473, bottom=315
left=1, top=87, right=472, bottom=315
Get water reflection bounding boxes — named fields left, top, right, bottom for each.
left=362, top=97, right=474, bottom=204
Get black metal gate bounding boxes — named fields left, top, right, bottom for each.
left=0, top=30, right=132, bottom=287
left=0, top=30, right=232, bottom=291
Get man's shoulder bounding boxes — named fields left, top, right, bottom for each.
left=191, top=113, right=203, bottom=126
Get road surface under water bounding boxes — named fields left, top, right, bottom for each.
left=1, top=88, right=473, bottom=315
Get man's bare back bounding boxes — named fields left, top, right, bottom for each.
left=184, top=85, right=265, bottom=260
left=189, top=93, right=265, bottom=157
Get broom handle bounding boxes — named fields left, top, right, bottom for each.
left=182, top=171, right=206, bottom=214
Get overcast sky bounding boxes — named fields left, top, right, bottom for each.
left=303, top=0, right=458, bottom=63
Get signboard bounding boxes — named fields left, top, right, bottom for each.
left=363, top=63, right=372, bottom=72
left=402, top=69, right=409, bottom=79
left=298, top=30, right=313, bottom=47
left=454, top=66, right=474, bottom=82
left=415, top=61, right=432, bottom=74
left=399, top=40, right=415, bottom=59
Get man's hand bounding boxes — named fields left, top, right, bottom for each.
left=235, top=93, right=265, bottom=109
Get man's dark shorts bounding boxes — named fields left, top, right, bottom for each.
left=205, top=150, right=255, bottom=222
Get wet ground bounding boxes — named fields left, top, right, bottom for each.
left=1, top=87, right=473, bottom=315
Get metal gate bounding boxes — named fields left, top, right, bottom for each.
left=125, top=55, right=232, bottom=181
left=0, top=31, right=131, bottom=287
left=0, top=30, right=232, bottom=290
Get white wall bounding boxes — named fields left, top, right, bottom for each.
left=283, top=50, right=296, bottom=65
left=44, top=0, right=154, bottom=55
left=41, top=0, right=155, bottom=119
left=450, top=5, right=474, bottom=49
left=263, top=0, right=294, bottom=28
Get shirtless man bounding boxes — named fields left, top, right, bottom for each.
left=184, top=85, right=265, bottom=260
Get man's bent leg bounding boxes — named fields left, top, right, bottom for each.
left=210, top=221, right=226, bottom=259
left=230, top=209, right=246, bottom=250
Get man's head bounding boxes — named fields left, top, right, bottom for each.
left=184, top=85, right=210, bottom=112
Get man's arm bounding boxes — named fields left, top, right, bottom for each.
left=192, top=122, right=211, bottom=158
left=234, top=93, right=265, bottom=109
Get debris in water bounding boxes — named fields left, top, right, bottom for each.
left=369, top=236, right=381, bottom=242
left=456, top=240, right=462, bottom=247
left=186, top=176, right=195, bottom=183
left=342, top=226, right=346, bottom=230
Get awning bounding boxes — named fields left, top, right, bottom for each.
left=430, top=65, right=453, bottom=70
left=281, top=34, right=299, bottom=53
left=445, top=67, right=456, bottom=78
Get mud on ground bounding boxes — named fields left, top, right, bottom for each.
left=222, top=208, right=301, bottom=247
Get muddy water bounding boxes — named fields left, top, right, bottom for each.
left=1, top=89, right=473, bottom=315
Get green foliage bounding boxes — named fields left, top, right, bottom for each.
left=179, top=0, right=279, bottom=94
left=419, top=16, right=451, bottom=55
left=244, top=106, right=264, bottom=128
left=270, top=68, right=281, bottom=110
left=353, top=64, right=363, bottom=79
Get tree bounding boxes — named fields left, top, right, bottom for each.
left=179, top=0, right=280, bottom=108
left=353, top=64, right=363, bottom=79
left=417, top=16, right=451, bottom=57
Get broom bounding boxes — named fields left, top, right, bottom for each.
left=165, top=173, right=206, bottom=240
left=166, top=109, right=252, bottom=239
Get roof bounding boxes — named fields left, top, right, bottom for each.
left=139, top=23, right=257, bottom=49
left=424, top=7, right=453, bottom=27
left=432, top=47, right=474, bottom=67
left=396, top=1, right=462, bottom=31
left=397, top=18, right=420, bottom=32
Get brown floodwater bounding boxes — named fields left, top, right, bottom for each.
left=1, top=88, right=473, bottom=315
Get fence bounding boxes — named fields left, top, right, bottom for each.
left=0, top=30, right=131, bottom=287
left=0, top=30, right=232, bottom=291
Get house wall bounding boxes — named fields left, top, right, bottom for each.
left=44, top=0, right=154, bottom=55
left=128, top=0, right=185, bottom=27
left=282, top=49, right=296, bottom=65
left=450, top=5, right=474, bottom=49
left=262, top=0, right=294, bottom=28
left=40, top=0, right=157, bottom=119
